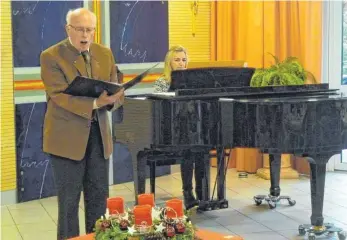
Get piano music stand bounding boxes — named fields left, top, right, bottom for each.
left=187, top=60, right=247, bottom=69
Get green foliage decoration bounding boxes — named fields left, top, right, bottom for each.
left=250, top=54, right=316, bottom=87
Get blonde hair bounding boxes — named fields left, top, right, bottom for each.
left=162, top=45, right=188, bottom=83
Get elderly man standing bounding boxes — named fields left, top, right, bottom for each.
left=40, top=8, right=124, bottom=239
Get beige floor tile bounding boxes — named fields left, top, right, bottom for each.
left=1, top=206, right=15, bottom=226
left=50, top=209, right=85, bottom=225
left=10, top=207, right=53, bottom=225
left=6, top=200, right=42, bottom=211
left=109, top=183, right=128, bottom=191
left=1, top=225, right=23, bottom=240
left=39, top=196, right=57, bottom=205
left=41, top=205, right=58, bottom=223
left=17, top=221, right=56, bottom=236
left=21, top=230, right=56, bottom=240
left=110, top=193, right=135, bottom=203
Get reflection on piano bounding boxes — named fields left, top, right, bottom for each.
left=220, top=95, right=347, bottom=239
left=113, top=66, right=347, bottom=239
left=114, top=67, right=256, bottom=211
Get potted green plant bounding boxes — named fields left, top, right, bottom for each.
left=250, top=54, right=316, bottom=87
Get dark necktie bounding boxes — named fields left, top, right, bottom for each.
left=81, top=51, right=97, bottom=121
left=81, top=51, right=92, bottom=78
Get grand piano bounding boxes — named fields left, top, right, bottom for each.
left=114, top=67, right=347, bottom=240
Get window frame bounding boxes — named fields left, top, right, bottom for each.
left=322, top=0, right=347, bottom=171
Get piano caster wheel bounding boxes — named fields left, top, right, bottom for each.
left=298, top=226, right=306, bottom=236
left=254, top=196, right=263, bottom=206
left=308, top=233, right=316, bottom=240
left=288, top=199, right=296, bottom=206
left=268, top=201, right=276, bottom=209
left=255, top=199, right=262, bottom=206
left=338, top=231, right=347, bottom=240
left=222, top=203, right=228, bottom=209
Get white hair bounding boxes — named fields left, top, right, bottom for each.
left=66, top=8, right=97, bottom=26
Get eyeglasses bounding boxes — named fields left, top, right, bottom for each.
left=69, top=25, right=95, bottom=34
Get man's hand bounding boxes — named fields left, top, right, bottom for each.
left=96, top=88, right=125, bottom=108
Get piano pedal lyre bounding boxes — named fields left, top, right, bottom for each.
left=197, top=199, right=229, bottom=212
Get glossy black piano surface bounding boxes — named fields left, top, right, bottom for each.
left=114, top=98, right=219, bottom=149
left=113, top=66, right=347, bottom=237
left=169, top=67, right=255, bottom=91
left=152, top=99, right=219, bottom=148
left=220, top=95, right=347, bottom=155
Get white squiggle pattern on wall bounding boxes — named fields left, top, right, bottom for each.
left=21, top=159, right=50, bottom=199
left=19, top=103, right=35, bottom=168
left=12, top=0, right=39, bottom=15
left=120, top=1, right=147, bottom=62
left=41, top=1, right=51, bottom=53
left=18, top=103, right=50, bottom=199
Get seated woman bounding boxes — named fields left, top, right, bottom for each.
left=154, top=45, right=204, bottom=209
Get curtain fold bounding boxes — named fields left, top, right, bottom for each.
left=211, top=0, right=322, bottom=82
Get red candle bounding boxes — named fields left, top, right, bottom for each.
left=138, top=193, right=155, bottom=207
left=133, top=204, right=152, bottom=226
left=166, top=199, right=184, bottom=218
left=107, top=197, right=124, bottom=215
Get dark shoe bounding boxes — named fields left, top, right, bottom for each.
left=183, top=190, right=199, bottom=210
left=195, top=189, right=203, bottom=201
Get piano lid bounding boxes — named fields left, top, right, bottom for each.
left=219, top=93, right=347, bottom=104
left=169, top=67, right=256, bottom=91
left=147, top=84, right=339, bottom=101
left=175, top=84, right=332, bottom=96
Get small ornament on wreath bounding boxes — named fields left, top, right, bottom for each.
left=100, top=219, right=111, bottom=231
left=164, top=225, right=176, bottom=238
left=175, top=219, right=186, bottom=234
left=119, top=219, right=129, bottom=231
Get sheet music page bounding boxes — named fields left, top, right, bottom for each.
left=151, top=92, right=176, bottom=97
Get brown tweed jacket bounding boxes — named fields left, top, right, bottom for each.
left=40, top=38, right=119, bottom=160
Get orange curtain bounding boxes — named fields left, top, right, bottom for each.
left=211, top=1, right=322, bottom=82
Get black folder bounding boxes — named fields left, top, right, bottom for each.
left=64, top=63, right=159, bottom=98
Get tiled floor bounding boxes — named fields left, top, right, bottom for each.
left=1, top=168, right=347, bottom=240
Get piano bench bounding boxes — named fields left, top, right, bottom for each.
left=144, top=151, right=183, bottom=196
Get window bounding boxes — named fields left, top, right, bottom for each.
left=342, top=0, right=347, bottom=164
left=343, top=1, right=347, bottom=85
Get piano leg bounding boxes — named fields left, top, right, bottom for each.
left=215, top=147, right=229, bottom=209
left=298, top=159, right=346, bottom=240
left=310, top=162, right=325, bottom=227
left=133, top=150, right=147, bottom=203
left=254, top=154, right=296, bottom=209
left=149, top=161, right=156, bottom=195
left=269, top=154, right=281, bottom=197
left=216, top=147, right=226, bottom=201
left=201, top=150, right=211, bottom=202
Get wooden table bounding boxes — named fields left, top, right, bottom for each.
left=69, top=229, right=244, bottom=240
